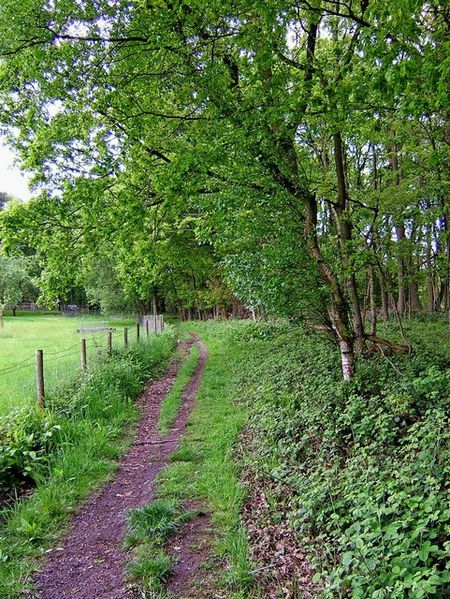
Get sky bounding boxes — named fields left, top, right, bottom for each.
left=0, top=141, right=32, bottom=201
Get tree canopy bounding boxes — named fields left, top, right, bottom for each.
left=0, top=0, right=449, bottom=377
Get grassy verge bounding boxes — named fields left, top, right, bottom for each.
left=130, top=321, right=253, bottom=598
left=158, top=344, right=200, bottom=435
left=0, top=330, right=176, bottom=598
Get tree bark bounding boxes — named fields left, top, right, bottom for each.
left=379, top=268, right=389, bottom=321
left=305, top=195, right=355, bottom=380
left=368, top=265, right=377, bottom=335
left=333, top=132, right=365, bottom=353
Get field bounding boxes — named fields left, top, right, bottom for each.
left=0, top=311, right=136, bottom=415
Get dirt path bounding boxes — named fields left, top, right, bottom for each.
left=34, top=334, right=208, bottom=599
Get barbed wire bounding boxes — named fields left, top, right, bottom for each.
left=44, top=350, right=81, bottom=364
left=0, top=354, right=36, bottom=376
left=45, top=341, right=83, bottom=356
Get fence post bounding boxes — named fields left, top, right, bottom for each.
left=124, top=326, right=128, bottom=348
left=136, top=322, right=140, bottom=341
left=153, top=315, right=157, bottom=333
left=107, top=331, right=112, bottom=355
left=146, top=319, right=149, bottom=338
left=36, top=349, right=45, bottom=408
left=81, top=338, right=87, bottom=370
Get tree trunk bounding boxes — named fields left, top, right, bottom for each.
left=426, top=219, right=437, bottom=311
left=305, top=195, right=355, bottom=380
left=395, top=223, right=407, bottom=315
left=333, top=132, right=365, bottom=353
left=379, top=268, right=389, bottom=321
left=368, top=265, right=377, bottom=336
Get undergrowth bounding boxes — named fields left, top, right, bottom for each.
left=232, top=318, right=450, bottom=598
left=0, top=328, right=176, bottom=598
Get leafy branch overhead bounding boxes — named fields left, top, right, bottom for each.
left=0, top=0, right=449, bottom=378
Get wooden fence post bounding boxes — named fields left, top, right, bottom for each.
left=81, top=338, right=87, bottom=370
left=107, top=331, right=112, bottom=355
left=124, top=326, right=128, bottom=348
left=146, top=320, right=149, bottom=338
left=36, top=349, right=45, bottom=408
left=136, top=322, right=140, bottom=341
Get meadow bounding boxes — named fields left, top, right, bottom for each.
left=0, top=311, right=136, bottom=415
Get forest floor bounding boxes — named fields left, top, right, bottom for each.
left=33, top=333, right=208, bottom=599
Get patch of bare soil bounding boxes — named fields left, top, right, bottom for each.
left=165, top=502, right=215, bottom=599
left=241, top=432, right=320, bottom=599
left=33, top=334, right=208, bottom=599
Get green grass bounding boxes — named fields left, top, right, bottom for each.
left=0, top=311, right=138, bottom=414
left=137, top=320, right=254, bottom=598
left=125, top=499, right=198, bottom=594
left=127, top=548, right=173, bottom=595
left=158, top=344, right=200, bottom=435
left=0, top=330, right=176, bottom=598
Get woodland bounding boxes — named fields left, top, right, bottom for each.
left=0, top=2, right=450, bottom=598
left=0, top=0, right=448, bottom=379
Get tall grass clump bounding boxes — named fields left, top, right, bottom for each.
left=0, top=328, right=176, bottom=598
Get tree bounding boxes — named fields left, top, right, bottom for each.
left=0, top=0, right=448, bottom=377
left=0, top=256, right=38, bottom=317
left=0, top=192, right=13, bottom=211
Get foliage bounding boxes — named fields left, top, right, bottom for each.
left=232, top=318, right=450, bottom=597
left=0, top=256, right=38, bottom=315
left=0, top=407, right=60, bottom=489
left=0, top=1, right=448, bottom=377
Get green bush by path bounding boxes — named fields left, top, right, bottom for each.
left=0, top=328, right=176, bottom=598
left=232, top=318, right=450, bottom=598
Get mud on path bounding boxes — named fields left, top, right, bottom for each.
left=34, top=333, right=208, bottom=599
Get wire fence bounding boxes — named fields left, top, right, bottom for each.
left=0, top=316, right=165, bottom=409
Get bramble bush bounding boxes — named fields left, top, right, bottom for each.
left=235, top=319, right=450, bottom=598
